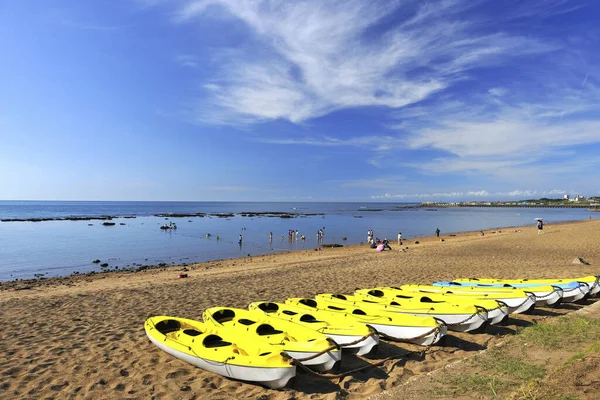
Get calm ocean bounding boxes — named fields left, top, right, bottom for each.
left=1, top=201, right=597, bottom=281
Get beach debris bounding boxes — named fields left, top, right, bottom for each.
left=572, top=257, right=590, bottom=265
left=178, top=273, right=188, bottom=279
left=415, top=241, right=420, bottom=244
left=321, top=244, right=344, bottom=248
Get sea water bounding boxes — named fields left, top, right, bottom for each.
left=0, top=201, right=597, bottom=281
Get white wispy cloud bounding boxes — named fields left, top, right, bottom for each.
left=371, top=189, right=543, bottom=199
left=176, top=54, right=200, bottom=68
left=173, top=0, right=553, bottom=124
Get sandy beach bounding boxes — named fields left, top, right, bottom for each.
left=1, top=219, right=599, bottom=399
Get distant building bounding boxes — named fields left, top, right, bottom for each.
left=564, top=194, right=569, bottom=200
left=569, top=194, right=585, bottom=202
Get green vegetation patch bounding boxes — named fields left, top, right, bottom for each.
left=517, top=316, right=600, bottom=349
left=476, top=351, right=546, bottom=381
left=564, top=339, right=600, bottom=365
left=431, top=373, right=514, bottom=397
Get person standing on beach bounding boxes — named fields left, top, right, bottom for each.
left=397, top=232, right=402, bottom=245
left=435, top=228, right=440, bottom=238
left=537, top=220, right=544, bottom=234
left=269, top=231, right=273, bottom=241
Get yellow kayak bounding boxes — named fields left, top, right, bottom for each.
left=203, top=307, right=341, bottom=371
left=144, top=316, right=295, bottom=389
left=453, top=275, right=599, bottom=299
left=285, top=297, right=446, bottom=346
left=400, top=285, right=538, bottom=313
left=355, top=288, right=509, bottom=325
left=314, top=293, right=488, bottom=333
left=249, top=301, right=379, bottom=355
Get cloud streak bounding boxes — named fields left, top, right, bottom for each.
left=175, top=0, right=553, bottom=123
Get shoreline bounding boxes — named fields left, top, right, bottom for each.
left=1, top=218, right=594, bottom=291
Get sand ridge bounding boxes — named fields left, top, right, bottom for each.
left=0, top=220, right=599, bottom=399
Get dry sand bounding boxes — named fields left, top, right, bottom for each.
left=1, top=219, right=599, bottom=399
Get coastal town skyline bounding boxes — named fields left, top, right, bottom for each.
left=2, top=0, right=600, bottom=201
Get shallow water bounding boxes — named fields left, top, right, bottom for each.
left=0, top=201, right=597, bottom=281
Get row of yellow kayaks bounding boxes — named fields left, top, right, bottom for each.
left=145, top=275, right=598, bottom=388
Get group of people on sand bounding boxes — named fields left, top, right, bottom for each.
left=370, top=237, right=392, bottom=251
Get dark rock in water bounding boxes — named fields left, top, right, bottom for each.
left=321, top=244, right=344, bottom=248
left=92, top=260, right=101, bottom=264
left=158, top=262, right=167, bottom=267
left=102, top=222, right=116, bottom=226
left=88, top=224, right=93, bottom=226
left=213, top=213, right=235, bottom=218
left=100, top=263, right=109, bottom=268
left=119, top=223, right=126, bottom=225
left=342, top=237, right=347, bottom=240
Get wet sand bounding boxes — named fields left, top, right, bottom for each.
left=1, top=219, right=598, bottom=399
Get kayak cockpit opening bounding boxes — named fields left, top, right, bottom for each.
left=238, top=319, right=256, bottom=326
left=257, top=303, right=279, bottom=313
left=203, top=334, right=232, bottom=348
left=155, top=319, right=181, bottom=335
left=282, top=310, right=298, bottom=316
left=183, top=329, right=202, bottom=337
left=333, top=294, right=347, bottom=300
left=256, top=324, right=283, bottom=336
left=299, top=314, right=319, bottom=323
left=212, top=309, right=235, bottom=323
left=299, top=299, right=317, bottom=308
left=368, top=289, right=384, bottom=297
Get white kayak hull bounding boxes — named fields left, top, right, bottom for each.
left=327, top=333, right=380, bottom=355
left=487, top=307, right=509, bottom=325
left=561, top=284, right=589, bottom=303
left=485, top=295, right=535, bottom=314
left=285, top=349, right=341, bottom=372
left=367, top=323, right=447, bottom=346
left=147, top=331, right=295, bottom=389
left=393, top=311, right=488, bottom=333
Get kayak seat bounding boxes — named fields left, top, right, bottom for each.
left=299, top=314, right=318, bottom=323
left=420, top=297, right=442, bottom=303
left=212, top=309, right=235, bottom=323
left=203, top=334, right=232, bottom=348
left=299, top=299, right=317, bottom=308
left=183, top=329, right=202, bottom=337
left=155, top=319, right=181, bottom=335
left=256, top=324, right=283, bottom=336
left=258, top=303, right=279, bottom=312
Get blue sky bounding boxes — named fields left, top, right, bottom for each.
left=1, top=0, right=600, bottom=201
